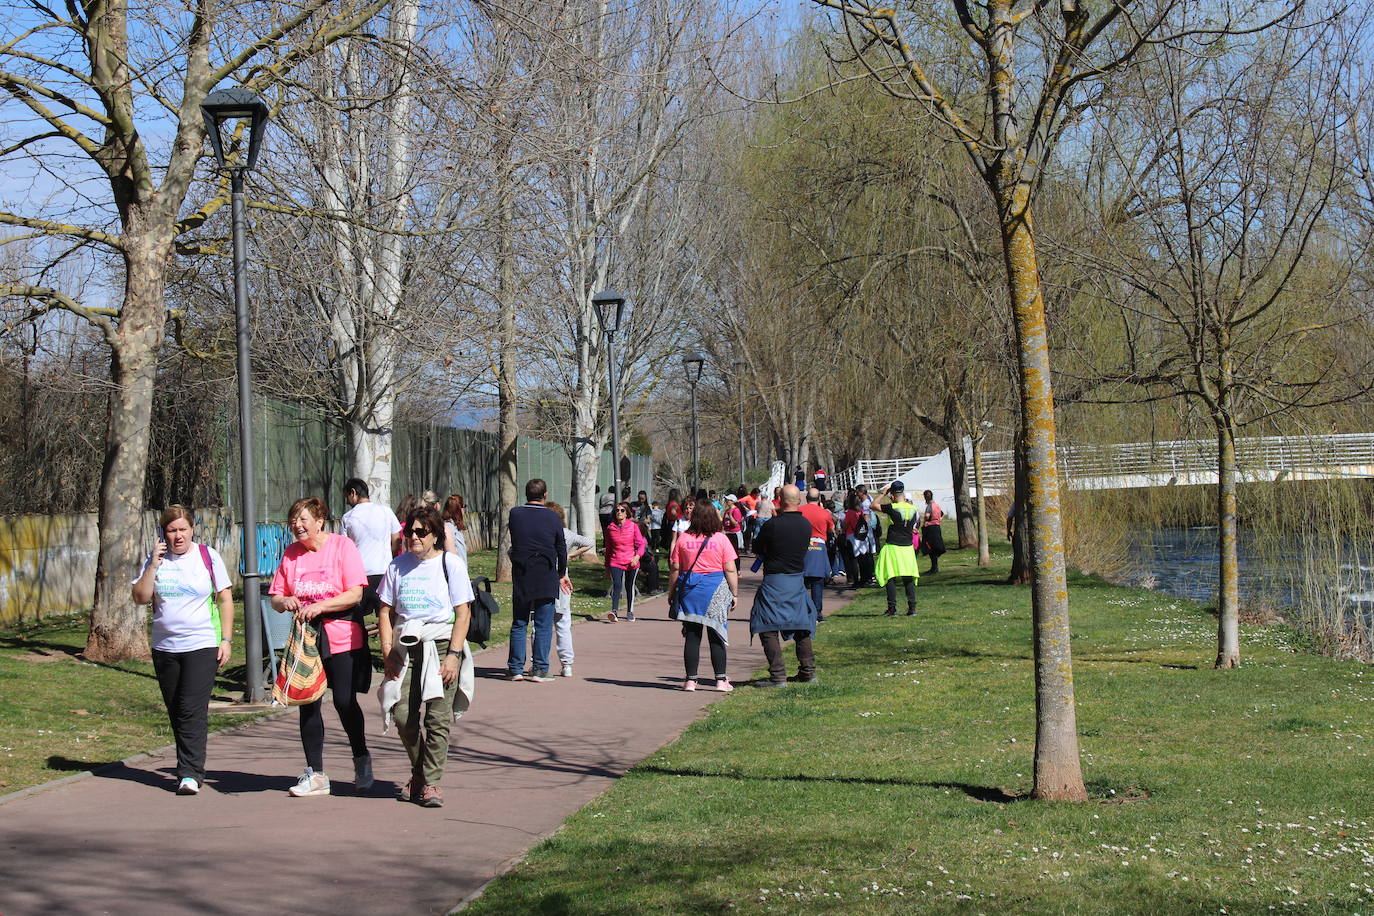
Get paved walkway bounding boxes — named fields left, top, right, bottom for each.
left=0, top=572, right=852, bottom=915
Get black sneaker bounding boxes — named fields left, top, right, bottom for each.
left=788, top=674, right=819, bottom=684
left=754, top=678, right=788, bottom=688
left=906, top=609, right=917, bottom=616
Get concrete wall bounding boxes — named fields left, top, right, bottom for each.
left=0, top=509, right=241, bottom=629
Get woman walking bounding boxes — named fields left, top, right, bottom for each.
left=442, top=494, right=468, bottom=561
left=377, top=505, right=473, bottom=808
left=269, top=497, right=372, bottom=797
left=919, top=489, right=947, bottom=574
left=668, top=495, right=696, bottom=557
left=667, top=500, right=738, bottom=692
left=546, top=501, right=595, bottom=675
left=872, top=482, right=921, bottom=617
left=721, top=493, right=744, bottom=569
left=131, top=505, right=234, bottom=795
left=659, top=488, right=682, bottom=553
left=841, top=492, right=875, bottom=589
left=604, top=502, right=647, bottom=622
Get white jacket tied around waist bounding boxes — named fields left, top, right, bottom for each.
left=378, top=617, right=475, bottom=733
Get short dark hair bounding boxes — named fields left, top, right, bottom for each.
left=687, top=499, right=723, bottom=536
left=404, top=505, right=446, bottom=551
left=344, top=478, right=369, bottom=499
left=526, top=478, right=547, bottom=502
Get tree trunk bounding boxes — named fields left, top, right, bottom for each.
left=945, top=419, right=977, bottom=548
left=1214, top=417, right=1241, bottom=668
left=348, top=392, right=395, bottom=507
left=973, top=436, right=990, bottom=566
left=86, top=239, right=167, bottom=662
left=1008, top=433, right=1032, bottom=584
left=996, top=176, right=1087, bottom=802
left=493, top=29, right=517, bottom=582
left=495, top=234, right=517, bottom=580
left=570, top=379, right=603, bottom=537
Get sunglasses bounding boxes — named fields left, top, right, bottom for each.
left=407, top=527, right=432, bottom=538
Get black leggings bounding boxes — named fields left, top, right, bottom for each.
left=885, top=576, right=917, bottom=613
left=152, top=646, right=218, bottom=782
left=682, top=622, right=727, bottom=680
left=299, top=647, right=369, bottom=771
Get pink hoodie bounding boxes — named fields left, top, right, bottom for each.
left=604, top=519, right=647, bottom=570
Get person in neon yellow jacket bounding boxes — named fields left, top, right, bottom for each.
left=871, top=481, right=921, bottom=617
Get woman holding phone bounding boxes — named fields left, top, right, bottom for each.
left=131, top=505, right=234, bottom=795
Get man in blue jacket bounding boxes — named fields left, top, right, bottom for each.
left=506, top=478, right=571, bottom=682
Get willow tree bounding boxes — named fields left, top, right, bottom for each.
left=0, top=0, right=385, bottom=660
left=808, top=0, right=1295, bottom=800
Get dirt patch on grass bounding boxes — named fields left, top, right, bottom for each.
left=12, top=650, right=71, bottom=663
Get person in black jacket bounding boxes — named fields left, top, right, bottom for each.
left=750, top=485, right=819, bottom=686
left=505, top=479, right=571, bottom=682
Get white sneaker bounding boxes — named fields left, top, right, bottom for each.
left=176, top=777, right=200, bottom=795
left=353, top=753, right=374, bottom=791
left=288, top=767, right=331, bottom=797
left=560, top=664, right=574, bottom=678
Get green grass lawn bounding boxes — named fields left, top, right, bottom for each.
left=0, top=546, right=621, bottom=796
left=462, top=547, right=1374, bottom=915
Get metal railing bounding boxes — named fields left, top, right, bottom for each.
left=834, top=432, right=1374, bottom=493
left=830, top=457, right=932, bottom=493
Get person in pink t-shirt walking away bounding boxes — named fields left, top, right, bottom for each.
left=666, top=501, right=739, bottom=692
left=269, top=497, right=372, bottom=798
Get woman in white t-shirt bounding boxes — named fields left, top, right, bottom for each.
left=377, top=505, right=474, bottom=808
left=131, top=505, right=234, bottom=796
left=667, top=496, right=696, bottom=558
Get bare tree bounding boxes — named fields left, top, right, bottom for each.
left=806, top=0, right=1299, bottom=800
left=0, top=0, right=386, bottom=660
left=1071, top=7, right=1371, bottom=668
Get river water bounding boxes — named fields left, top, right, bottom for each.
left=1124, top=526, right=1374, bottom=617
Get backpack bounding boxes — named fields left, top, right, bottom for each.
left=638, top=549, right=660, bottom=594
left=466, top=576, right=499, bottom=647
left=439, top=556, right=499, bottom=648
left=852, top=513, right=870, bottom=542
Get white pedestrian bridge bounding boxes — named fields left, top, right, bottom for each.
left=832, top=432, right=1374, bottom=497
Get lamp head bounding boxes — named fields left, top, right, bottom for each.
left=682, top=352, right=706, bottom=385
left=200, top=87, right=269, bottom=171
left=591, top=289, right=628, bottom=335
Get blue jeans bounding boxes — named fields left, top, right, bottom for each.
left=609, top=566, right=637, bottom=615
left=507, top=598, right=556, bottom=675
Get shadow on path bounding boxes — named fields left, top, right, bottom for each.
left=635, top=764, right=1022, bottom=803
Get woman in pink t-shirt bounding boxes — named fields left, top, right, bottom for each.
left=667, top=501, right=738, bottom=692
left=269, top=496, right=371, bottom=798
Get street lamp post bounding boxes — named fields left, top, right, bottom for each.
left=683, top=353, right=705, bottom=495
left=201, top=87, right=269, bottom=703
left=592, top=290, right=628, bottom=507
left=732, top=358, right=746, bottom=489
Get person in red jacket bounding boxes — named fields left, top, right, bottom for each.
left=604, top=502, right=647, bottom=622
